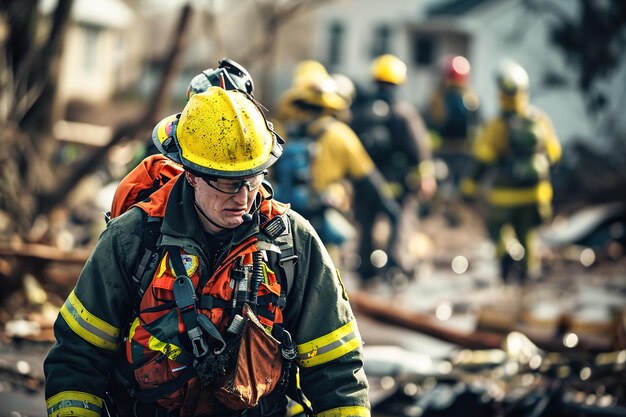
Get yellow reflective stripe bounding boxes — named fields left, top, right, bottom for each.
left=288, top=403, right=304, bottom=416
left=488, top=181, right=552, bottom=206
left=128, top=317, right=140, bottom=340
left=286, top=394, right=311, bottom=417
left=316, top=406, right=371, bottom=417
left=47, top=390, right=103, bottom=417
left=156, top=255, right=168, bottom=278
left=148, top=335, right=182, bottom=361
left=297, top=320, right=361, bottom=367
left=60, top=290, right=120, bottom=350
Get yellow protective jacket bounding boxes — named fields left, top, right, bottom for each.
left=463, top=106, right=561, bottom=207
left=308, top=116, right=374, bottom=193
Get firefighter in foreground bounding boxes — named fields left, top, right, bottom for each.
left=350, top=54, right=436, bottom=285
left=272, top=69, right=401, bottom=275
left=460, top=59, right=561, bottom=284
left=44, top=85, right=370, bottom=416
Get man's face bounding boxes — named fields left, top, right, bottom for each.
left=186, top=172, right=263, bottom=233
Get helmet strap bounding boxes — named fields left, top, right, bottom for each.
left=194, top=200, right=228, bottom=231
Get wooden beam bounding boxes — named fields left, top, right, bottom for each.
left=0, top=242, right=90, bottom=263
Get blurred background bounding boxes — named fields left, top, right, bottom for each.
left=1, top=0, right=625, bottom=416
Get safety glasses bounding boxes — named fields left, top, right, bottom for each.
left=203, top=171, right=267, bottom=194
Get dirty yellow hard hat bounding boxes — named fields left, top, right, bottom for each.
left=152, top=87, right=283, bottom=178
left=371, top=54, right=407, bottom=85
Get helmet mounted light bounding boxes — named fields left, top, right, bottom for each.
left=186, top=58, right=255, bottom=100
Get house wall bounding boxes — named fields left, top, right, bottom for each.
left=51, top=0, right=138, bottom=107
left=310, top=0, right=428, bottom=104
left=58, top=24, right=122, bottom=103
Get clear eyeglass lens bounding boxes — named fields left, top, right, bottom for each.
left=208, top=174, right=264, bottom=194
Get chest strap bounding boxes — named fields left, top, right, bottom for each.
left=168, top=246, right=226, bottom=357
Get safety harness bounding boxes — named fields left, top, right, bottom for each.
left=105, top=155, right=311, bottom=416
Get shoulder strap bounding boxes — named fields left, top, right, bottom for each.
left=131, top=215, right=163, bottom=315
left=276, top=214, right=298, bottom=298
left=261, top=213, right=298, bottom=305
left=168, top=246, right=226, bottom=357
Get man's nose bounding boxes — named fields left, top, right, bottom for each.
left=232, top=187, right=249, bottom=204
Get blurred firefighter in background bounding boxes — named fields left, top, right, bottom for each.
left=350, top=54, right=436, bottom=285
left=460, top=59, right=562, bottom=284
left=273, top=60, right=330, bottom=140
left=425, top=55, right=480, bottom=226
left=272, top=62, right=401, bottom=272
left=330, top=72, right=357, bottom=124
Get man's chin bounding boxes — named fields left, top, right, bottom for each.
left=223, top=216, right=244, bottom=228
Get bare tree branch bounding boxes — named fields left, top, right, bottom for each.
left=243, top=0, right=336, bottom=61
left=38, top=4, right=194, bottom=213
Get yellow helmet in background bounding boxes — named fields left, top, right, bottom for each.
left=371, top=54, right=407, bottom=85
left=281, top=75, right=348, bottom=114
left=152, top=87, right=283, bottom=178
left=331, top=73, right=356, bottom=107
left=496, top=59, right=529, bottom=95
left=495, top=59, right=530, bottom=114
left=292, top=60, right=330, bottom=88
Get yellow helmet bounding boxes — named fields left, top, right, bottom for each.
left=292, top=60, right=329, bottom=88
left=371, top=54, right=407, bottom=85
left=331, top=73, right=356, bottom=106
left=495, top=59, right=530, bottom=114
left=152, top=87, right=283, bottom=177
left=281, top=76, right=348, bottom=114
left=496, top=59, right=529, bottom=95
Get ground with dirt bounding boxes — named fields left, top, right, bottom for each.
left=1, top=201, right=624, bottom=417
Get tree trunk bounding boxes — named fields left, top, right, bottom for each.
left=0, top=0, right=73, bottom=236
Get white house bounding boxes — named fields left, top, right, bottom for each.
left=39, top=0, right=139, bottom=106
left=296, top=0, right=624, bottom=147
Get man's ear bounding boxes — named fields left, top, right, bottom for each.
left=185, top=171, right=198, bottom=188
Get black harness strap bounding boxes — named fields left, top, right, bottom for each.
left=168, top=246, right=226, bottom=357
left=198, top=295, right=231, bottom=310
left=261, top=213, right=298, bottom=306
left=131, top=216, right=163, bottom=315
left=122, top=212, right=305, bottom=412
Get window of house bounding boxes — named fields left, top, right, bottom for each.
left=371, top=25, right=392, bottom=58
left=83, top=25, right=101, bottom=74
left=412, top=35, right=436, bottom=67
left=328, top=21, right=344, bottom=68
